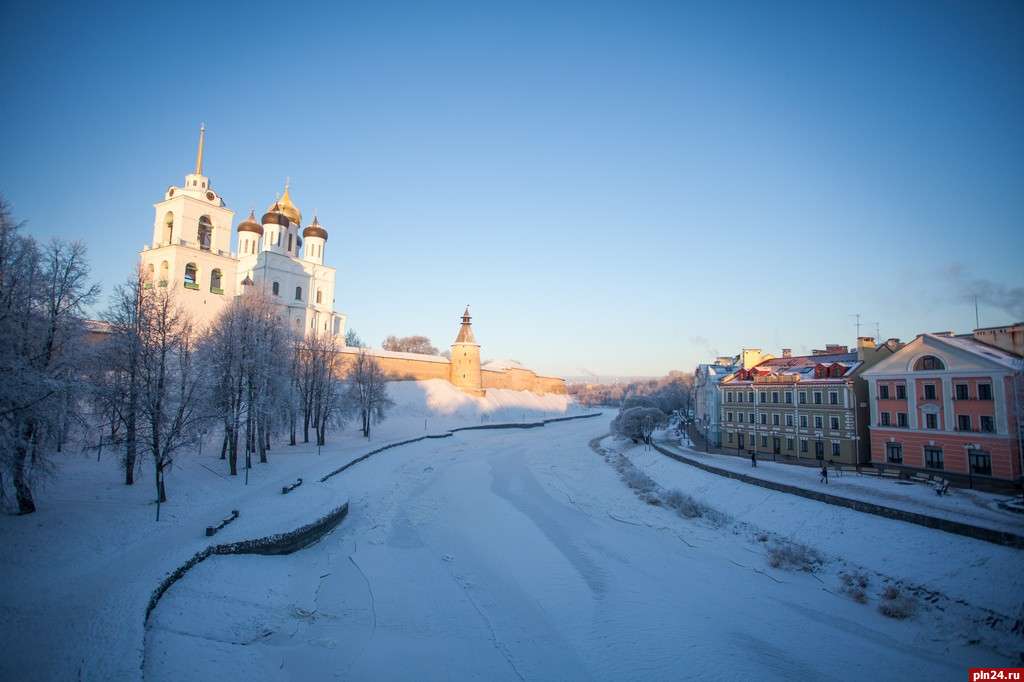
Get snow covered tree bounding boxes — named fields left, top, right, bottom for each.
left=612, top=406, right=667, bottom=444
left=0, top=199, right=99, bottom=513
left=382, top=335, right=439, bottom=355
left=292, top=331, right=349, bottom=446
left=136, top=284, right=209, bottom=516
left=92, top=267, right=148, bottom=485
left=346, top=348, right=393, bottom=438
left=202, top=290, right=291, bottom=474
left=344, top=328, right=364, bottom=348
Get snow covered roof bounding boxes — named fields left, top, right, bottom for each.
left=942, top=334, right=1023, bottom=370
left=340, top=347, right=450, bottom=364
left=483, top=359, right=526, bottom=371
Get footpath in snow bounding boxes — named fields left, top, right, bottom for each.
left=147, top=415, right=1022, bottom=681
left=0, top=380, right=584, bottom=682
left=657, top=435, right=1024, bottom=538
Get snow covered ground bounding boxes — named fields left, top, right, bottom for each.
left=0, top=380, right=580, bottom=682
left=657, top=434, right=1024, bottom=536
left=147, top=413, right=1023, bottom=681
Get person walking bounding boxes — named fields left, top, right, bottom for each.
left=820, top=464, right=829, bottom=485
left=750, top=451, right=757, bottom=467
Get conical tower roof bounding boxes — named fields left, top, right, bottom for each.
left=454, top=306, right=477, bottom=344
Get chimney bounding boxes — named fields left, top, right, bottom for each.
left=856, top=336, right=876, bottom=360
left=781, top=348, right=792, bottom=358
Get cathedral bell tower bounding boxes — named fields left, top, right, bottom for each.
left=450, top=306, right=484, bottom=396
left=140, top=124, right=237, bottom=331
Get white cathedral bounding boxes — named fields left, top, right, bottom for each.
left=139, top=125, right=346, bottom=336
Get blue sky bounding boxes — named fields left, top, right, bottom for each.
left=2, top=1, right=1022, bottom=378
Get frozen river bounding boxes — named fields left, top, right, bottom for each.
left=145, top=415, right=1007, bottom=680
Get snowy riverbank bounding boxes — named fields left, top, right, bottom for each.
left=0, top=380, right=583, bottom=682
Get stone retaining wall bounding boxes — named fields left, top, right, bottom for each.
left=652, top=442, right=1024, bottom=549
left=144, top=502, right=349, bottom=624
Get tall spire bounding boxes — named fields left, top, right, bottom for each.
left=454, top=306, right=476, bottom=344
left=194, top=123, right=206, bottom=175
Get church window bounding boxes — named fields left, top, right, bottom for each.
left=288, top=234, right=293, bottom=252
left=295, top=286, right=302, bottom=301
left=159, top=261, right=169, bottom=286
left=272, top=281, right=280, bottom=296
left=316, top=289, right=322, bottom=304
left=184, top=263, right=198, bottom=289
left=210, top=269, right=223, bottom=293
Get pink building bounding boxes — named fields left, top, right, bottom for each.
left=862, top=325, right=1024, bottom=489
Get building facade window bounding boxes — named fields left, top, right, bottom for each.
left=726, top=412, right=734, bottom=422
left=915, top=355, right=945, bottom=371
left=272, top=281, right=280, bottom=296
left=785, top=391, right=793, bottom=404
left=210, top=269, right=222, bottom=293
left=771, top=391, right=779, bottom=403
left=800, top=439, right=808, bottom=453
left=786, top=414, right=794, bottom=427
left=800, top=415, right=808, bottom=428
left=747, top=391, right=754, bottom=403
left=799, top=391, right=807, bottom=404
left=727, top=392, right=733, bottom=403
left=968, top=449, right=991, bottom=476
left=738, top=413, right=744, bottom=423
left=295, top=286, right=302, bottom=301
left=748, top=412, right=755, bottom=423
left=786, top=437, right=794, bottom=450
left=924, top=446, right=943, bottom=470
left=879, top=384, right=890, bottom=399
left=829, top=391, right=839, bottom=405
left=924, top=384, right=937, bottom=400
left=772, top=414, right=780, bottom=426
left=815, top=440, right=824, bottom=459
left=957, top=415, right=971, bottom=432
left=830, top=416, right=840, bottom=430
left=813, top=391, right=822, bottom=405
left=814, top=416, right=823, bottom=429
left=760, top=391, right=767, bottom=403
left=896, top=384, right=906, bottom=399
left=831, top=441, right=841, bottom=457
left=955, top=384, right=969, bottom=400
left=897, top=412, right=908, bottom=427
left=925, top=413, right=938, bottom=429
left=880, top=412, right=890, bottom=426
left=978, top=384, right=992, bottom=400
left=759, top=413, right=767, bottom=425
left=761, top=436, right=768, bottom=447
left=886, top=443, right=903, bottom=463
left=980, top=415, right=995, bottom=433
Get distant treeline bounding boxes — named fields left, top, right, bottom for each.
left=568, top=371, right=694, bottom=414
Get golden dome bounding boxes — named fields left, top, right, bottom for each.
left=272, top=182, right=302, bottom=225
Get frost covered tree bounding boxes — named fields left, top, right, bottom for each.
left=92, top=267, right=148, bottom=485
left=202, top=291, right=291, bottom=474
left=382, top=335, right=439, bottom=355
left=0, top=199, right=99, bottom=513
left=612, top=406, right=668, bottom=444
left=292, top=331, right=349, bottom=446
left=347, top=348, right=393, bottom=438
left=344, top=328, right=364, bottom=348
left=136, top=284, right=209, bottom=516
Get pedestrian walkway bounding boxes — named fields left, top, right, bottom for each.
left=653, top=437, right=1024, bottom=548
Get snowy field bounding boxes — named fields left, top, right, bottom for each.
left=147, top=413, right=1022, bottom=681
left=657, top=435, right=1024, bottom=535
left=0, top=380, right=580, bottom=682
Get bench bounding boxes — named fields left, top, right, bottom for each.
left=881, top=469, right=901, bottom=478
left=859, top=468, right=879, bottom=476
